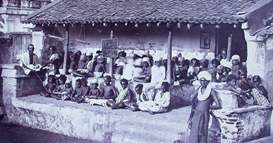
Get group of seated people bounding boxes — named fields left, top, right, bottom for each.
left=19, top=44, right=270, bottom=110
left=40, top=74, right=170, bottom=115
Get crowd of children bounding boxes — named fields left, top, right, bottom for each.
left=40, top=47, right=270, bottom=114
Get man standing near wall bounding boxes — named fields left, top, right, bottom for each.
left=17, top=44, right=41, bottom=75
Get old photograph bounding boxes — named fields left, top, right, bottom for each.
left=1, top=0, right=273, bottom=142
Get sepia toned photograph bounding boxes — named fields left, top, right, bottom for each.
left=1, top=0, right=273, bottom=143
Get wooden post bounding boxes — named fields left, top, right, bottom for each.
left=227, top=34, right=232, bottom=61
left=63, top=24, right=69, bottom=75
left=167, top=29, right=173, bottom=84
left=109, top=25, right=114, bottom=77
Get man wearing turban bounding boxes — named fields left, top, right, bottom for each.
left=188, top=71, right=221, bottom=143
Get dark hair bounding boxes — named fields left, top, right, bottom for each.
left=227, top=74, right=237, bottom=83
left=81, top=78, right=88, bottom=85
left=49, top=46, right=56, bottom=51
left=161, top=82, right=170, bottom=91
left=191, top=58, right=200, bottom=66
left=253, top=75, right=261, bottom=83
left=28, top=44, right=34, bottom=48
left=76, top=79, right=82, bottom=84
left=120, top=78, right=128, bottom=85
left=59, top=75, right=67, bottom=82
left=48, top=75, right=55, bottom=82
left=135, top=84, right=143, bottom=90
left=212, top=59, right=220, bottom=65
left=182, top=60, right=189, bottom=67
left=104, top=75, right=112, bottom=81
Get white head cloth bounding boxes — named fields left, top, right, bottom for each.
left=154, top=54, right=162, bottom=61
left=197, top=71, right=212, bottom=101
left=197, top=71, right=212, bottom=81
left=231, top=55, right=240, bottom=62
left=90, top=78, right=98, bottom=84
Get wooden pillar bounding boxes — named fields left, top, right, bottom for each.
left=167, top=29, right=173, bottom=84
left=63, top=24, right=69, bottom=74
left=227, top=34, right=232, bottom=61
left=109, top=25, right=114, bottom=77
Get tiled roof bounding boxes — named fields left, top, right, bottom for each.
left=22, top=0, right=261, bottom=25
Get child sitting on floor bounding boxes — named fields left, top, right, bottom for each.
left=89, top=76, right=117, bottom=106
left=77, top=78, right=90, bottom=103
left=52, top=75, right=67, bottom=100
left=134, top=84, right=149, bottom=106
left=40, top=75, right=56, bottom=97
left=108, top=79, right=135, bottom=110
left=72, top=79, right=83, bottom=102
left=85, top=78, right=101, bottom=102
left=138, top=82, right=171, bottom=115
left=61, top=79, right=74, bottom=101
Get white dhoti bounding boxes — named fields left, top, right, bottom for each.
left=88, top=99, right=109, bottom=107
left=138, top=101, right=167, bottom=113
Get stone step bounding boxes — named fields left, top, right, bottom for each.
left=111, top=131, right=172, bottom=143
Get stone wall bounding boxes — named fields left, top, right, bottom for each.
left=213, top=106, right=272, bottom=142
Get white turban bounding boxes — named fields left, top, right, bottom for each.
left=65, top=79, right=72, bottom=84
left=142, top=57, right=149, bottom=62
left=90, top=78, right=98, bottom=84
left=86, top=51, right=93, bottom=56
left=197, top=71, right=212, bottom=81
left=231, top=55, right=240, bottom=62
left=154, top=55, right=162, bottom=61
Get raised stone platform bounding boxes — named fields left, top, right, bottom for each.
left=8, top=95, right=190, bottom=143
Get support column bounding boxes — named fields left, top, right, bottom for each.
left=109, top=25, right=114, bottom=77
left=227, top=34, right=232, bottom=61
left=243, top=29, right=266, bottom=78
left=63, top=24, right=69, bottom=75
left=167, top=29, right=173, bottom=84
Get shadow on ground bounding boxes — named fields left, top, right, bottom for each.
left=0, top=122, right=100, bottom=143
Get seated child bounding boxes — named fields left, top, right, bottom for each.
left=85, top=78, right=101, bottom=102
left=138, top=82, right=171, bottom=115
left=251, top=75, right=271, bottom=107
left=40, top=75, right=56, bottom=97
left=61, top=79, right=74, bottom=101
left=77, top=78, right=90, bottom=103
left=135, top=84, right=149, bottom=106
left=94, top=55, right=106, bottom=78
left=72, top=79, right=82, bottom=102
left=108, top=79, right=135, bottom=110
left=89, top=76, right=117, bottom=106
left=133, top=57, right=151, bottom=83
left=52, top=75, right=67, bottom=100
